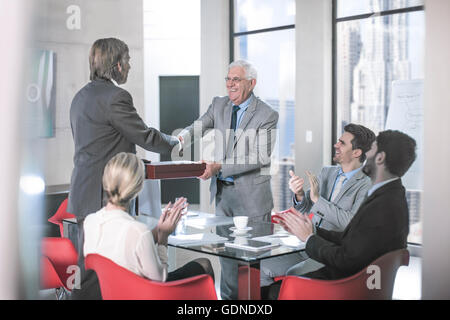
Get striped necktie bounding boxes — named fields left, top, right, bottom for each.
left=330, top=174, right=346, bottom=202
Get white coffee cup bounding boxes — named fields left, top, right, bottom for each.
left=233, top=216, right=248, bottom=230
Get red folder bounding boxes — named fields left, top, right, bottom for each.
left=145, top=161, right=206, bottom=179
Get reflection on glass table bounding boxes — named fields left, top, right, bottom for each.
left=168, top=211, right=304, bottom=262
left=168, top=211, right=305, bottom=300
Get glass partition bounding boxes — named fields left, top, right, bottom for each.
left=334, top=0, right=425, bottom=244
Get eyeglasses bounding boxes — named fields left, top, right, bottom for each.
left=224, top=77, right=247, bottom=83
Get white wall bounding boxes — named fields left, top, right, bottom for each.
left=295, top=0, right=333, bottom=175
left=143, top=0, right=201, bottom=162
left=199, top=0, right=230, bottom=213
left=422, top=0, right=450, bottom=299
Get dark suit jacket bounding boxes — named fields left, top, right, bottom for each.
left=304, top=179, right=409, bottom=280
left=68, top=79, right=178, bottom=219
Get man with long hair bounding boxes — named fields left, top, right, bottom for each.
left=68, top=38, right=179, bottom=299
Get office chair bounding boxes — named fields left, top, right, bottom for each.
left=85, top=253, right=217, bottom=300
left=48, top=198, right=76, bottom=237
left=238, top=212, right=314, bottom=300
left=41, top=237, right=79, bottom=299
left=41, top=256, right=65, bottom=289
left=278, top=248, right=410, bottom=300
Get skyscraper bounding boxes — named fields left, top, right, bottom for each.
left=337, top=0, right=423, bottom=243
left=271, top=158, right=295, bottom=212
left=350, top=0, right=411, bottom=133
left=337, top=21, right=362, bottom=135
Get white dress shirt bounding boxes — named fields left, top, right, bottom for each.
left=83, top=207, right=168, bottom=282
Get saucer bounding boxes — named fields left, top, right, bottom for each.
left=229, top=232, right=251, bottom=238
left=229, top=226, right=252, bottom=233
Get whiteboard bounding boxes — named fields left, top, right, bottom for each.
left=385, top=79, right=423, bottom=190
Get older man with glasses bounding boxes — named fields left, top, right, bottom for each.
left=178, top=60, right=279, bottom=300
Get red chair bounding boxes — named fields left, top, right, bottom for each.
left=238, top=266, right=261, bottom=300
left=41, top=237, right=79, bottom=293
left=48, top=198, right=76, bottom=237
left=278, top=249, right=410, bottom=300
left=41, top=256, right=65, bottom=290
left=85, top=253, right=217, bottom=300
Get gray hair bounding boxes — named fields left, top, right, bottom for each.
left=228, top=60, right=257, bottom=80
left=102, top=152, right=144, bottom=209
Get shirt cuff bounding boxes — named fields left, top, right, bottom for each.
left=304, top=233, right=314, bottom=245
left=176, top=136, right=183, bottom=152
left=157, top=244, right=168, bottom=265
left=293, top=194, right=303, bottom=206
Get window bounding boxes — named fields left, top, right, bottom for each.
left=231, top=0, right=295, bottom=212
left=334, top=0, right=425, bottom=244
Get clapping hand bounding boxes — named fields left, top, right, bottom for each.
left=288, top=170, right=305, bottom=202
left=156, top=197, right=188, bottom=244
left=306, top=171, right=320, bottom=203
left=276, top=208, right=313, bottom=242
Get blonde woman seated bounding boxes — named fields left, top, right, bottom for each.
left=83, top=152, right=214, bottom=282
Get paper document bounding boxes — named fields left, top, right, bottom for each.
left=168, top=233, right=228, bottom=246
left=252, top=235, right=305, bottom=249
left=185, top=216, right=233, bottom=229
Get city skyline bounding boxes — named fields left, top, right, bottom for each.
left=336, top=0, right=424, bottom=243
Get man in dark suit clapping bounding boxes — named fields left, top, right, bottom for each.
left=265, top=130, right=416, bottom=299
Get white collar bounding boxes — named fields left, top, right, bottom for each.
left=111, top=78, right=119, bottom=86
left=367, top=177, right=399, bottom=197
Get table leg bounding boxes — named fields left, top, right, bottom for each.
left=238, top=261, right=261, bottom=300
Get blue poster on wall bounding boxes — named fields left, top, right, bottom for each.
left=26, top=50, right=56, bottom=138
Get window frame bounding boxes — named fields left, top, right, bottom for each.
left=229, top=0, right=295, bottom=63
left=229, top=0, right=297, bottom=212
left=331, top=0, right=425, bottom=158
left=332, top=0, right=425, bottom=248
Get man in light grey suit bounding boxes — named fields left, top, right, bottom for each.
left=260, top=123, right=375, bottom=290
left=68, top=38, right=179, bottom=299
left=179, top=60, right=278, bottom=299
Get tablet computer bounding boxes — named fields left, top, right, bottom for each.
left=225, top=239, right=279, bottom=252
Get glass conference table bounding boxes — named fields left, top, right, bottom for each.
left=159, top=210, right=306, bottom=300
left=63, top=210, right=306, bottom=300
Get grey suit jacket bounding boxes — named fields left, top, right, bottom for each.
left=294, top=166, right=371, bottom=231
left=181, top=94, right=279, bottom=217
left=68, top=79, right=178, bottom=219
